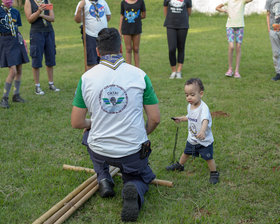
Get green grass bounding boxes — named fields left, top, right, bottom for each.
left=0, top=0, right=279, bottom=223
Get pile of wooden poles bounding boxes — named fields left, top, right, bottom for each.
left=32, top=166, right=120, bottom=224
left=32, top=164, right=173, bottom=224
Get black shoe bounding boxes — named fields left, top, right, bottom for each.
left=166, top=162, right=184, bottom=171
left=12, top=94, right=25, bottom=103
left=272, top=73, right=280, bottom=81
left=98, top=178, right=115, bottom=198
left=209, top=171, right=219, bottom=184
left=121, top=182, right=139, bottom=222
left=0, top=97, right=9, bottom=109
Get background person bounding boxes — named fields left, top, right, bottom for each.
left=0, top=0, right=29, bottom=108
left=71, top=28, right=160, bottom=222
left=74, top=0, right=111, bottom=70
left=163, top=0, right=192, bottom=79
left=119, top=0, right=146, bottom=68
left=265, top=0, right=280, bottom=81
left=166, top=78, right=219, bottom=185
left=216, top=0, right=253, bottom=78
left=24, top=0, right=60, bottom=95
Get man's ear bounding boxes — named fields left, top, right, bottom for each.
left=96, top=47, right=100, bottom=57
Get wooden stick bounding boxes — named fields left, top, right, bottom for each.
left=32, top=174, right=97, bottom=224
left=63, top=164, right=173, bottom=187
left=82, top=7, right=87, bottom=72
left=53, top=168, right=120, bottom=224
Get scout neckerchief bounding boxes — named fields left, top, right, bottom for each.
left=1, top=3, right=16, bottom=37
left=34, top=0, right=48, bottom=26
left=100, top=54, right=125, bottom=70
left=89, top=0, right=100, bottom=21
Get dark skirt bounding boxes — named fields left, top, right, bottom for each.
left=0, top=35, right=29, bottom=68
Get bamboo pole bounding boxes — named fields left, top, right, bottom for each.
left=82, top=7, right=87, bottom=72
left=53, top=167, right=120, bottom=224
left=63, top=164, right=173, bottom=187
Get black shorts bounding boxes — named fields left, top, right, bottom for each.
left=184, top=141, right=214, bottom=161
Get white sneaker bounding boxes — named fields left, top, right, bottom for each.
left=176, top=72, right=182, bottom=79
left=169, top=72, right=177, bottom=79
left=35, top=86, right=45, bottom=95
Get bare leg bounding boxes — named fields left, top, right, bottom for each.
left=132, top=34, right=141, bottom=67
left=123, top=35, right=133, bottom=65
left=177, top=63, right=183, bottom=73
left=171, top=66, right=176, bottom=73
left=179, top=153, right=190, bottom=165
left=15, top=64, right=22, bottom=81
left=5, top=66, right=17, bottom=83
left=228, top=42, right=234, bottom=71
left=32, top=67, right=40, bottom=84
left=206, top=159, right=217, bottom=172
left=46, top=66, right=53, bottom=83
left=235, top=43, right=242, bottom=73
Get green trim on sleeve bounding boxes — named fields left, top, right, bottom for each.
left=143, top=75, right=159, bottom=105
left=72, top=78, right=87, bottom=108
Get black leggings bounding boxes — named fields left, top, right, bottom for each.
left=167, top=28, right=188, bottom=66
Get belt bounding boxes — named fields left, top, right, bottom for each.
left=0, top=33, right=12, bottom=36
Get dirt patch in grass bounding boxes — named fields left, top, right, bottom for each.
left=211, top=111, right=230, bottom=118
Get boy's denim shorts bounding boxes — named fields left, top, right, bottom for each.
left=30, top=31, right=56, bottom=68
left=84, top=34, right=100, bottom=66
left=184, top=141, right=214, bottom=161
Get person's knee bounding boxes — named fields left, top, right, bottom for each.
left=126, top=47, right=132, bottom=54
left=133, top=47, right=139, bottom=54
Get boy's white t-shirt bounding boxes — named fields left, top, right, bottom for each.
left=75, top=0, right=111, bottom=37
left=186, top=100, right=214, bottom=147
left=223, top=0, right=246, bottom=27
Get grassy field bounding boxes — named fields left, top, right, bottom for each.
left=0, top=0, right=279, bottom=223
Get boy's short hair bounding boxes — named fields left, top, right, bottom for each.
left=185, top=78, right=204, bottom=91
left=96, top=28, right=121, bottom=56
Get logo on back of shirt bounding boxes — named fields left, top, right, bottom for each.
left=0, top=15, right=10, bottom=30
left=99, top=85, right=128, bottom=114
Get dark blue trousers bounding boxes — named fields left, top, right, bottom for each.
left=84, top=131, right=155, bottom=207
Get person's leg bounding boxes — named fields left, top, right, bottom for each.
left=131, top=34, right=141, bottom=67
left=123, top=35, right=133, bottom=65
left=167, top=28, right=177, bottom=78
left=234, top=28, right=244, bottom=78
left=85, top=35, right=99, bottom=69
left=46, top=66, right=53, bottom=83
left=1, top=66, right=17, bottom=108
left=206, top=159, right=217, bottom=172
left=12, top=64, right=25, bottom=102
left=269, top=30, right=280, bottom=80
left=225, top=28, right=234, bottom=76
left=176, top=29, right=188, bottom=76
left=179, top=152, right=190, bottom=165
left=33, top=67, right=40, bottom=85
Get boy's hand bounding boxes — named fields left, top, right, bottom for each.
left=171, top=117, right=180, bottom=123
left=196, top=131, right=206, bottom=140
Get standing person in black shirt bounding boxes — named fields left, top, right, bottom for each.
left=163, top=0, right=192, bottom=79
left=119, top=0, right=146, bottom=68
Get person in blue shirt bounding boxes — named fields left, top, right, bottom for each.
left=0, top=0, right=29, bottom=108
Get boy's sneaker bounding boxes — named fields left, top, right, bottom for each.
left=49, top=84, right=60, bottom=92
left=169, top=72, right=177, bottom=79
left=176, top=72, right=182, bottom=79
left=209, top=171, right=219, bottom=184
left=121, top=182, right=139, bottom=222
left=234, top=71, right=241, bottom=78
left=225, top=69, right=233, bottom=77
left=0, top=97, right=9, bottom=109
left=35, top=86, right=45, bottom=95
left=12, top=94, right=25, bottom=103
left=166, top=162, right=184, bottom=171
left=272, top=73, right=280, bottom=81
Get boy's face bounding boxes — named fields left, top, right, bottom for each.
left=2, top=0, right=13, bottom=8
left=184, top=84, right=203, bottom=107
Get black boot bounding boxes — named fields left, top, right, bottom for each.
left=98, top=178, right=115, bottom=198
left=0, top=97, right=9, bottom=109
left=121, top=182, right=139, bottom=222
left=12, top=94, right=25, bottom=103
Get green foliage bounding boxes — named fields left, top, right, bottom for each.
left=1, top=0, right=279, bottom=223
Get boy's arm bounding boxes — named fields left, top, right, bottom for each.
left=74, top=1, right=84, bottom=23
left=163, top=6, right=168, bottom=17
left=172, top=116, right=188, bottom=123
left=216, top=4, right=227, bottom=13
left=267, top=11, right=271, bottom=33
left=196, top=119, right=209, bottom=140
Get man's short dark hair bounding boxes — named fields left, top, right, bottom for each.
left=96, top=28, right=121, bottom=56
left=185, top=78, right=204, bottom=91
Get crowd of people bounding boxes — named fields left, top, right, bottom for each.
left=1, top=0, right=279, bottom=222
